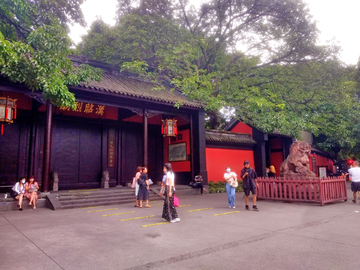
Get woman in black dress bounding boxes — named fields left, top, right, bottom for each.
left=137, top=167, right=151, bottom=208
left=162, top=163, right=180, bottom=223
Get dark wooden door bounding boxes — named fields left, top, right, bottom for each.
left=121, top=122, right=143, bottom=185
left=0, top=110, right=31, bottom=189
left=51, top=118, right=102, bottom=189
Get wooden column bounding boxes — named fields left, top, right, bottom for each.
left=192, top=110, right=207, bottom=183
left=117, top=118, right=122, bottom=186
left=190, top=114, right=195, bottom=181
left=143, top=107, right=148, bottom=167
left=42, top=100, right=53, bottom=192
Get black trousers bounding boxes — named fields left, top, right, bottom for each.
left=193, top=182, right=204, bottom=194
left=162, top=186, right=178, bottom=221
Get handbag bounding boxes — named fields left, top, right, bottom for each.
left=28, top=188, right=37, bottom=193
left=131, top=177, right=136, bottom=189
left=230, top=180, right=238, bottom=188
left=148, top=179, right=153, bottom=185
left=174, top=196, right=179, bottom=207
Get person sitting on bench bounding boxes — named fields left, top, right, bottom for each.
left=192, top=173, right=207, bottom=195
left=10, top=177, right=26, bottom=211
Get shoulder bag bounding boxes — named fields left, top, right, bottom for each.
left=174, top=196, right=179, bottom=207
left=230, top=180, right=238, bottom=188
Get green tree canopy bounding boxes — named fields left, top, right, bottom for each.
left=77, top=0, right=360, bottom=157
left=0, top=0, right=101, bottom=108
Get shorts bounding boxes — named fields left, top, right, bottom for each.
left=10, top=190, right=19, bottom=199
left=351, top=182, right=360, bottom=192
left=244, top=187, right=256, bottom=196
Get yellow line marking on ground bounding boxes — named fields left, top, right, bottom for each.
left=71, top=192, right=91, bottom=195
left=214, top=211, right=240, bottom=216
left=141, top=222, right=170, bottom=228
left=78, top=206, right=104, bottom=209
left=87, top=208, right=118, bottom=213
left=188, top=208, right=213, bottom=212
left=149, top=203, right=163, bottom=206
left=120, top=215, right=155, bottom=221
left=102, top=211, right=136, bottom=217
left=178, top=205, right=191, bottom=207
left=69, top=189, right=100, bottom=192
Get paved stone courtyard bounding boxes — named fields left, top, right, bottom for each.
left=1, top=190, right=359, bottom=270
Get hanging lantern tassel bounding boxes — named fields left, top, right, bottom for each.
left=1, top=124, right=3, bottom=135
left=5, top=98, right=8, bottom=121
left=14, top=105, right=17, bottom=119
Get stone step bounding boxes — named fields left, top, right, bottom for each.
left=59, top=193, right=160, bottom=205
left=51, top=188, right=162, bottom=210
left=57, top=192, right=139, bottom=201
left=60, top=196, right=163, bottom=209
left=55, top=189, right=134, bottom=198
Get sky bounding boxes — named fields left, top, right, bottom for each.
left=69, top=0, right=360, bottom=65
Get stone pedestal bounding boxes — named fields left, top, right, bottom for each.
left=52, top=171, right=59, bottom=191
left=101, top=170, right=109, bottom=189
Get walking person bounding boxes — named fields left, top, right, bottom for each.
left=137, top=167, right=151, bottom=208
left=134, top=166, right=142, bottom=207
left=224, top=166, right=237, bottom=208
left=349, top=160, right=360, bottom=203
left=10, top=177, right=26, bottom=211
left=241, top=160, right=259, bottom=211
left=24, top=176, right=40, bottom=209
left=162, top=163, right=180, bottom=223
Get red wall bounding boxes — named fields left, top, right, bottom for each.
left=231, top=122, right=253, bottom=137
left=270, top=152, right=283, bottom=177
left=206, top=148, right=255, bottom=182
left=164, top=129, right=191, bottom=172
left=310, top=154, right=334, bottom=176
left=270, top=137, right=282, bottom=149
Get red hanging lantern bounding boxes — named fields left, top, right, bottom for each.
left=0, top=97, right=17, bottom=135
left=162, top=119, right=177, bottom=137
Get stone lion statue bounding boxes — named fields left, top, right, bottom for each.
left=279, top=141, right=316, bottom=178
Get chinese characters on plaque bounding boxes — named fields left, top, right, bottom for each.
left=108, top=129, right=115, bottom=168
left=59, top=102, right=106, bottom=116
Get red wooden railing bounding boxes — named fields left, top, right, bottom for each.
left=256, top=177, right=347, bottom=206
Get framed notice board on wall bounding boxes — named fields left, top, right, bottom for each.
left=319, top=167, right=327, bottom=179
left=169, top=142, right=187, bottom=162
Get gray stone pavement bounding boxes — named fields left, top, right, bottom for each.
left=1, top=189, right=359, bottom=270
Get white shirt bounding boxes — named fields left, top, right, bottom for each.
left=224, top=172, right=237, bottom=182
left=12, top=182, right=25, bottom=194
left=349, top=167, right=360, bottom=182
left=166, top=172, right=175, bottom=186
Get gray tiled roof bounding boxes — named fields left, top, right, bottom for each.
left=70, top=55, right=202, bottom=108
left=205, top=130, right=256, bottom=146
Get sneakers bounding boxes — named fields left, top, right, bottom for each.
left=170, top=218, right=180, bottom=223
left=253, top=205, right=259, bottom=211
left=245, top=205, right=250, bottom=211
left=162, top=218, right=168, bottom=222
left=232, top=206, right=236, bottom=209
